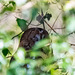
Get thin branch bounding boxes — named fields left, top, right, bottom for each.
left=6, top=56, right=12, bottom=58
left=44, top=20, right=58, bottom=35
left=49, top=11, right=62, bottom=34
left=37, top=13, right=58, bottom=34
left=66, top=31, right=75, bottom=36
left=70, top=43, right=75, bottom=46
left=31, top=23, right=41, bottom=26
left=48, top=27, right=65, bottom=32
left=12, top=31, right=23, bottom=39
left=12, top=19, right=32, bottom=39
left=54, top=27, right=65, bottom=29
left=52, top=11, right=62, bottom=28
left=41, top=9, right=45, bottom=29
left=28, top=18, right=33, bottom=26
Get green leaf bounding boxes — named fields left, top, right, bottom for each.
left=8, top=1, right=16, bottom=11
left=9, top=1, right=16, bottom=6
left=51, top=69, right=61, bottom=75
left=32, top=39, right=49, bottom=50
left=67, top=17, right=75, bottom=32
left=31, top=7, right=39, bottom=19
left=2, top=48, right=9, bottom=56
left=16, top=18, right=28, bottom=31
left=0, top=1, right=16, bottom=14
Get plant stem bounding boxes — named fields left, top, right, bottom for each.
left=44, top=20, right=58, bottom=35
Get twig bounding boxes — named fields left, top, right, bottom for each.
left=6, top=56, right=12, bottom=58
left=52, top=11, right=62, bottom=28
left=12, top=31, right=23, bottom=39
left=44, top=20, right=58, bottom=35
left=66, top=31, right=75, bottom=36
left=70, top=44, right=75, bottom=46
left=31, top=23, right=41, bottom=26
left=37, top=13, right=58, bottom=34
left=54, top=27, right=65, bottom=29
left=41, top=9, right=45, bottom=29
left=48, top=27, right=65, bottom=31
left=28, top=18, right=33, bottom=26
left=12, top=19, right=32, bottom=39
left=49, top=11, right=62, bottom=34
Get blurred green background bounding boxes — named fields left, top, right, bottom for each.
left=0, top=0, right=75, bottom=75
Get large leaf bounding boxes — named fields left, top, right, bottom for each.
left=16, top=18, right=28, bottom=31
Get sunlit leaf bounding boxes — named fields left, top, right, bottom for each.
left=44, top=63, right=58, bottom=72
left=51, top=69, right=61, bottom=75
left=16, top=18, right=28, bottom=31
left=30, top=51, right=41, bottom=57
left=15, top=47, right=26, bottom=63
left=32, top=39, right=49, bottom=50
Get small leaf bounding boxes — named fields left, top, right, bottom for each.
left=44, top=13, right=52, bottom=20
left=36, top=12, right=52, bottom=24
left=16, top=18, right=28, bottom=31
left=9, top=1, right=16, bottom=6
left=36, top=15, right=44, bottom=24
left=0, top=1, right=16, bottom=14
left=9, top=1, right=16, bottom=10
left=36, top=9, right=44, bottom=24
left=2, top=48, right=9, bottom=56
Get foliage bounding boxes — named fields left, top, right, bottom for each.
left=2, top=48, right=10, bottom=56
left=0, top=1, right=16, bottom=14
left=0, top=0, right=75, bottom=75
left=16, top=18, right=28, bottom=31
